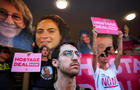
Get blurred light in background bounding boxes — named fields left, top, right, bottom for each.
left=125, top=13, right=136, bottom=21
left=56, top=0, right=68, bottom=9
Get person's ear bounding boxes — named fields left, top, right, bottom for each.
left=52, top=58, right=59, bottom=68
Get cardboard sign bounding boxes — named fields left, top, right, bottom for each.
left=91, top=17, right=119, bottom=35
left=11, top=53, right=41, bottom=72
left=76, top=54, right=140, bottom=90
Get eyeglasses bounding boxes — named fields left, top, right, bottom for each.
left=0, top=9, right=23, bottom=23
left=60, top=50, right=81, bottom=58
left=99, top=53, right=108, bottom=57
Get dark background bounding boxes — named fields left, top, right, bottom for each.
left=24, top=0, right=140, bottom=42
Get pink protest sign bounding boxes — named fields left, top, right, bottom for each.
left=11, top=53, right=41, bottom=72
left=91, top=17, right=119, bottom=35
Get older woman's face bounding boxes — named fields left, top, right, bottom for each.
left=36, top=19, right=61, bottom=49
left=0, top=0, right=25, bottom=38
left=81, top=33, right=90, bottom=44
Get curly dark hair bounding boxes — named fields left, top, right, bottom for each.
left=33, top=14, right=70, bottom=52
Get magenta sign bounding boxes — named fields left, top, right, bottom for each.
left=11, top=53, right=41, bottom=72
left=91, top=17, right=119, bottom=35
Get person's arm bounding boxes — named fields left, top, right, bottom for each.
left=92, top=28, right=98, bottom=73
left=114, top=31, right=123, bottom=69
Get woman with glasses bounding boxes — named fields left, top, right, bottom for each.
left=0, top=0, right=33, bottom=51
left=92, top=28, right=123, bottom=90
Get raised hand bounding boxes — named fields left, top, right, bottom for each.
left=118, top=31, right=123, bottom=39
left=92, top=27, right=98, bottom=37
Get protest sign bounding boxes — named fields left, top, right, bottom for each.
left=91, top=17, right=119, bottom=35
left=11, top=53, right=41, bottom=72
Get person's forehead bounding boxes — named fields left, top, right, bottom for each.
left=0, top=0, right=22, bottom=14
left=60, top=44, right=77, bottom=52
left=37, top=19, right=58, bottom=28
left=43, top=47, right=48, bottom=50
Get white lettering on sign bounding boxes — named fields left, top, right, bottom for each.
left=15, top=57, right=40, bottom=62
left=121, top=58, right=132, bottom=73
left=79, top=58, right=93, bottom=76
left=134, top=58, right=140, bottom=73
left=95, top=25, right=118, bottom=30
left=93, top=21, right=116, bottom=26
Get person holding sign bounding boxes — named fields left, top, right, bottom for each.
left=92, top=28, right=123, bottom=90
left=31, top=46, right=54, bottom=90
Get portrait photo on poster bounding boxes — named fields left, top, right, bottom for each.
left=0, top=0, right=33, bottom=51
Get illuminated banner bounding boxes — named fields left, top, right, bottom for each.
left=76, top=54, right=140, bottom=90
left=11, top=53, right=41, bottom=72
left=91, top=17, right=119, bottom=35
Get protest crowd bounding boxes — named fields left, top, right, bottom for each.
left=0, top=0, right=140, bottom=90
